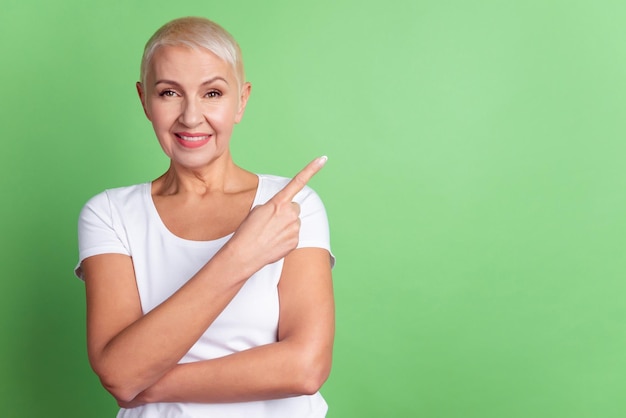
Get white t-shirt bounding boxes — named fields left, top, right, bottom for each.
left=76, top=174, right=334, bottom=418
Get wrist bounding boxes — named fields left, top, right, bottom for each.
left=219, top=239, right=258, bottom=280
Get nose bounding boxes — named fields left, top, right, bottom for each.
left=179, top=97, right=203, bottom=127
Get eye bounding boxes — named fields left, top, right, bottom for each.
left=158, top=89, right=179, bottom=97
left=205, top=90, right=222, bottom=98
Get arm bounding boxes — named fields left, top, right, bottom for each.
left=127, top=246, right=334, bottom=405
left=83, top=244, right=250, bottom=404
left=84, top=158, right=328, bottom=404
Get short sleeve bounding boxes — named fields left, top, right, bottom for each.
left=295, top=186, right=335, bottom=268
left=74, top=191, right=131, bottom=279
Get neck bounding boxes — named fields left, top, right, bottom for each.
left=153, top=155, right=252, bottom=196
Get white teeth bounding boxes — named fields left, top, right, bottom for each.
left=179, top=135, right=209, bottom=141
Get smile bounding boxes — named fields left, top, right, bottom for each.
left=175, top=133, right=212, bottom=149
left=177, top=134, right=210, bottom=141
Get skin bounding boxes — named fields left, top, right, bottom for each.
left=82, top=45, right=334, bottom=407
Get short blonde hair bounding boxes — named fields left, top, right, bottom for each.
left=140, top=17, right=245, bottom=87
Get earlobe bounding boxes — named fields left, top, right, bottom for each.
left=136, top=82, right=151, bottom=121
left=235, top=82, right=252, bottom=124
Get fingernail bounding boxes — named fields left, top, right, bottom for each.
left=318, top=155, right=328, bottom=165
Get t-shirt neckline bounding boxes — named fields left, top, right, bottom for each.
left=142, top=174, right=263, bottom=246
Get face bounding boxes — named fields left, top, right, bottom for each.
left=137, top=45, right=251, bottom=170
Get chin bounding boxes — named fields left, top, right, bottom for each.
left=172, top=152, right=227, bottom=170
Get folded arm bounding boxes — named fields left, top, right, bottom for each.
left=83, top=244, right=253, bottom=403
left=124, top=247, right=334, bottom=406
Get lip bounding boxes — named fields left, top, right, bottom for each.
left=175, top=132, right=212, bottom=149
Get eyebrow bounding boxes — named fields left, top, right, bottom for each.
left=153, top=76, right=229, bottom=87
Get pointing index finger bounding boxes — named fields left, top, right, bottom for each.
left=273, top=156, right=328, bottom=203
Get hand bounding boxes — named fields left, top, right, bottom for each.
left=228, top=156, right=328, bottom=273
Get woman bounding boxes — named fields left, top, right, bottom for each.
left=75, top=16, right=334, bottom=417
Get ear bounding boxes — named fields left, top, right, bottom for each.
left=136, top=82, right=151, bottom=121
left=234, top=82, right=252, bottom=124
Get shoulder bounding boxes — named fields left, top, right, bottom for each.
left=81, top=183, right=148, bottom=212
left=79, top=183, right=150, bottom=228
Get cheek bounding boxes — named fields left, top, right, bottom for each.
left=149, top=105, right=174, bottom=126
left=210, top=106, right=238, bottom=128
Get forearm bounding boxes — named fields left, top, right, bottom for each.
left=135, top=338, right=332, bottom=404
left=90, top=245, right=254, bottom=401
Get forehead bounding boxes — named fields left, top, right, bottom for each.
left=147, top=45, right=237, bottom=84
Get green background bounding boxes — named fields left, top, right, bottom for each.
left=2, top=0, right=625, bottom=417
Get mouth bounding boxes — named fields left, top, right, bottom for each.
left=175, top=133, right=212, bottom=149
